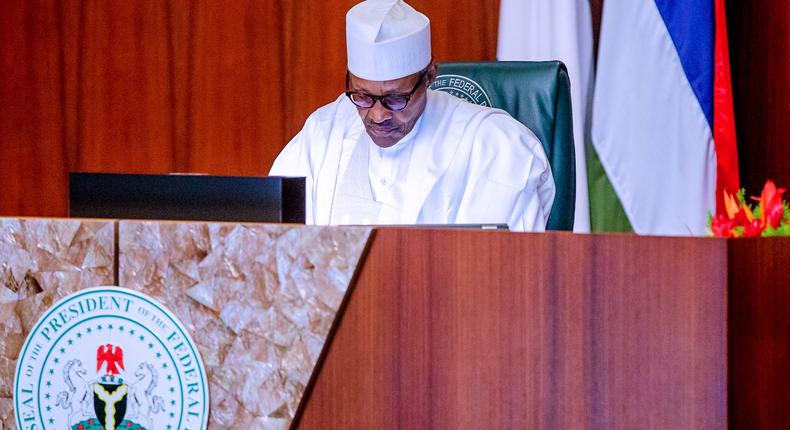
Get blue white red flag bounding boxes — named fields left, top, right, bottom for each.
left=591, top=0, right=738, bottom=235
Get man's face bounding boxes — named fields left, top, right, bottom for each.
left=346, top=63, right=436, bottom=148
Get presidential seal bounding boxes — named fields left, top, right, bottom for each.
left=14, top=287, right=209, bottom=430
left=430, top=74, right=493, bottom=107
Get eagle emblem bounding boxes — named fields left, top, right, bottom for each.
left=55, top=344, right=164, bottom=430
left=97, top=344, right=125, bottom=376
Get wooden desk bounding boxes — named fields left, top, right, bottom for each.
left=296, top=229, right=790, bottom=429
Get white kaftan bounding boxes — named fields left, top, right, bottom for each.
left=270, top=89, right=555, bottom=232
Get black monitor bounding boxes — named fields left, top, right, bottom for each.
left=69, top=173, right=305, bottom=223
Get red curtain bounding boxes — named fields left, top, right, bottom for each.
left=0, top=0, right=500, bottom=216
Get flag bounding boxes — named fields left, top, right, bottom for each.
left=712, top=0, right=739, bottom=215
left=497, top=0, right=594, bottom=233
left=590, top=0, right=739, bottom=235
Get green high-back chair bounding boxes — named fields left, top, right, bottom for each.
left=431, top=61, right=575, bottom=231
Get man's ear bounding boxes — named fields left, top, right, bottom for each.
left=425, top=61, right=439, bottom=87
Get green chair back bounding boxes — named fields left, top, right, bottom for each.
left=431, top=61, right=575, bottom=231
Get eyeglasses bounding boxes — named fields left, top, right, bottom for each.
left=345, top=70, right=427, bottom=111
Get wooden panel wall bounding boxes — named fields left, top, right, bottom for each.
left=726, top=0, right=790, bottom=196
left=3, top=1, right=786, bottom=217
left=728, top=237, right=790, bottom=428
left=297, top=229, right=728, bottom=429
left=0, top=0, right=499, bottom=217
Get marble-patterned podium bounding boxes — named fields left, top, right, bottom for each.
left=0, top=219, right=115, bottom=426
left=118, top=221, right=370, bottom=429
left=0, top=218, right=371, bottom=430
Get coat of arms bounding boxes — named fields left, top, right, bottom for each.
left=56, top=344, right=165, bottom=430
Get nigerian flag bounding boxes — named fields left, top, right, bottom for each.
left=497, top=0, right=593, bottom=233
left=499, top=0, right=739, bottom=235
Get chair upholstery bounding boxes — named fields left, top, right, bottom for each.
left=431, top=61, right=575, bottom=231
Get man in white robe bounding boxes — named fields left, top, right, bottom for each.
left=270, top=0, right=555, bottom=232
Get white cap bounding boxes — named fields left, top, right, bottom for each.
left=346, top=0, right=431, bottom=81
